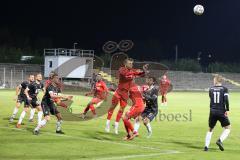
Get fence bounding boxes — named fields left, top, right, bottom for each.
left=0, top=63, right=43, bottom=88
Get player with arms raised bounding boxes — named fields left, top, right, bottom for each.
left=82, top=74, right=108, bottom=118
left=204, top=75, right=231, bottom=151
left=105, top=58, right=148, bottom=134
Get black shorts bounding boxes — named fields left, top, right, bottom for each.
left=209, top=113, right=230, bottom=128
left=141, top=109, right=158, bottom=122
left=29, top=97, right=40, bottom=108
left=17, top=95, right=30, bottom=106
left=41, top=101, right=60, bottom=117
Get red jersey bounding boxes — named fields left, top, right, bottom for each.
left=116, top=67, right=145, bottom=98
left=94, top=80, right=108, bottom=99
left=160, top=78, right=171, bottom=92
left=129, top=85, right=144, bottom=109
left=45, top=79, right=52, bottom=88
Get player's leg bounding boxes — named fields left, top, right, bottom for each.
left=163, top=93, right=167, bottom=106
left=55, top=112, right=64, bottom=134
left=133, top=116, right=141, bottom=136
left=122, top=111, right=134, bottom=140
left=28, top=98, right=38, bottom=122
left=216, top=115, right=231, bottom=151
left=54, top=107, right=64, bottom=134
left=123, top=102, right=144, bottom=140
left=33, top=103, right=50, bottom=135
left=161, top=92, right=164, bottom=106
left=9, top=98, right=22, bottom=122
left=143, top=111, right=157, bottom=138
left=105, top=93, right=119, bottom=132
left=83, top=98, right=101, bottom=118
left=33, top=115, right=50, bottom=135
left=16, top=99, right=30, bottom=128
left=143, top=117, right=152, bottom=137
left=16, top=106, right=29, bottom=128
left=204, top=113, right=217, bottom=151
left=29, top=108, right=36, bottom=122
left=82, top=102, right=91, bottom=118
left=114, top=99, right=127, bottom=134
left=36, top=105, right=43, bottom=125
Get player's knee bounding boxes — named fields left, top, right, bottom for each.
left=209, top=128, right=213, bottom=132
left=224, top=125, right=231, bottom=130
left=143, top=118, right=149, bottom=125
left=45, top=116, right=50, bottom=121
left=24, top=107, right=29, bottom=112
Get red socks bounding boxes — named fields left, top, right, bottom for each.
left=116, top=110, right=123, bottom=122
left=123, top=118, right=133, bottom=135
left=84, top=104, right=96, bottom=115
left=107, top=108, right=114, bottom=120
left=89, top=104, right=96, bottom=115
left=162, top=96, right=167, bottom=103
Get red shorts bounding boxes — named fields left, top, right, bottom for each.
left=126, top=106, right=144, bottom=119
left=126, top=97, right=144, bottom=119
left=91, top=97, right=103, bottom=104
left=111, top=91, right=128, bottom=108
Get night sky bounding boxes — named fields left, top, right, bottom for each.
left=1, top=0, right=240, bottom=62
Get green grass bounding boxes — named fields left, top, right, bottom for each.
left=0, top=90, right=240, bottom=160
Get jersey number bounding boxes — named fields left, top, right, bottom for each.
left=213, top=91, right=220, bottom=103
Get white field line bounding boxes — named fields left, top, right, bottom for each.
left=0, top=126, right=182, bottom=154
left=96, top=151, right=181, bottom=160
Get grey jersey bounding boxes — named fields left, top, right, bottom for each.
left=209, top=85, right=229, bottom=114
left=143, top=84, right=159, bottom=112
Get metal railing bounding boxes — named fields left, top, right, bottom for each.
left=44, top=48, right=94, bottom=57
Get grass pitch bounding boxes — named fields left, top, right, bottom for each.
left=0, top=90, right=240, bottom=160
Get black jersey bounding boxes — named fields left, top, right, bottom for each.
left=27, top=81, right=44, bottom=98
left=143, top=84, right=159, bottom=112
left=42, top=84, right=60, bottom=105
left=19, top=81, right=29, bottom=96
left=209, top=85, right=229, bottom=114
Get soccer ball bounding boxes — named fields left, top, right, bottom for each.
left=193, top=4, right=204, bottom=16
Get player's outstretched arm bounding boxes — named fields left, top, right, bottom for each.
left=24, top=87, right=32, bottom=100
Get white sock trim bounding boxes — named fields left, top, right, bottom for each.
left=205, top=131, right=213, bottom=148
left=220, top=129, right=230, bottom=142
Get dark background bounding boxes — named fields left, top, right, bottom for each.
left=0, top=0, right=240, bottom=62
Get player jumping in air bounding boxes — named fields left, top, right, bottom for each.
left=105, top=58, right=148, bottom=134
left=82, top=74, right=108, bottom=118
left=134, top=76, right=159, bottom=138
left=33, top=72, right=72, bottom=135
left=159, top=74, right=171, bottom=106
left=9, top=74, right=35, bottom=123
left=204, top=75, right=231, bottom=151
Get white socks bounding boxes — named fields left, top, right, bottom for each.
left=134, top=121, right=140, bottom=133
left=29, top=108, right=36, bottom=120
left=220, top=129, right=230, bottom=142
left=56, top=120, right=63, bottom=131
left=114, top=122, right=119, bottom=134
left=105, top=120, right=110, bottom=132
left=205, top=129, right=230, bottom=148
left=205, top=131, right=213, bottom=148
left=146, top=123, right=152, bottom=133
left=12, top=107, right=19, bottom=118
left=37, top=111, right=43, bottom=125
left=18, top=111, right=26, bottom=124
left=35, top=119, right=47, bottom=131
